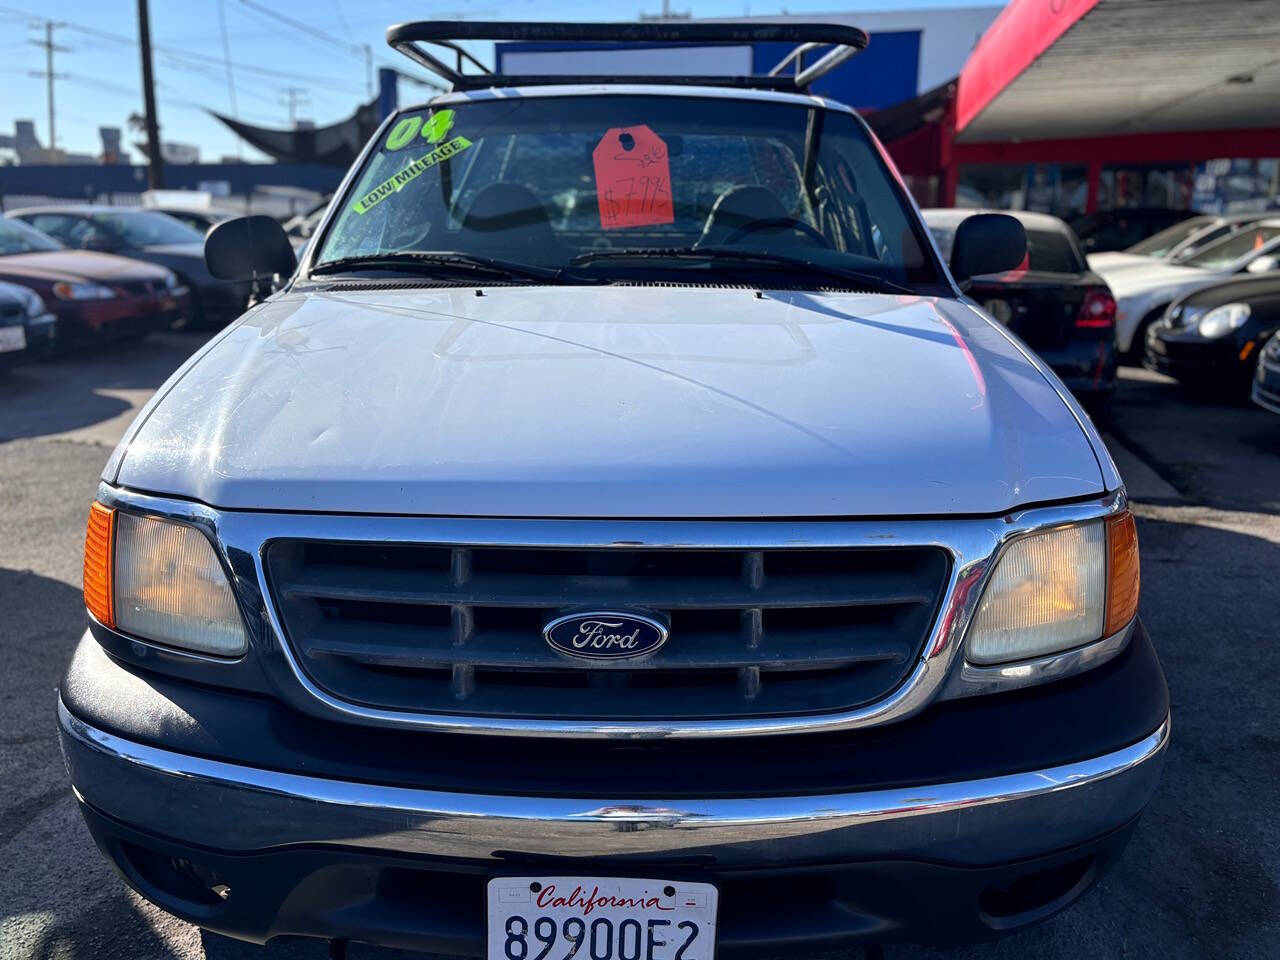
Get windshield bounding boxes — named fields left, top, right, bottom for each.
left=95, top=211, right=203, bottom=247
left=1126, top=216, right=1214, bottom=257
left=0, top=216, right=63, bottom=255
left=926, top=222, right=1083, bottom=275
left=1181, top=223, right=1280, bottom=269
left=315, top=94, right=943, bottom=288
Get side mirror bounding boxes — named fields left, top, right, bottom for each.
left=205, top=215, right=297, bottom=282
left=1246, top=255, right=1279, bottom=275
left=949, top=213, right=1028, bottom=286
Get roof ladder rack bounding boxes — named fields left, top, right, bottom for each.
left=386, top=20, right=869, bottom=93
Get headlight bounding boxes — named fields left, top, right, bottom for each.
left=52, top=281, right=116, bottom=301
left=1197, top=302, right=1251, bottom=338
left=83, top=505, right=248, bottom=656
left=965, top=513, right=1139, bottom=666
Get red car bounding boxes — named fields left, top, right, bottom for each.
left=0, top=216, right=190, bottom=345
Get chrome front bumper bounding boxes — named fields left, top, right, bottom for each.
left=60, top=698, right=1169, bottom=869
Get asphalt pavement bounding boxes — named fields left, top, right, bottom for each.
left=1, top=339, right=1277, bottom=959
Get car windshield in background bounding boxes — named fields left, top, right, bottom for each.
left=315, top=95, right=943, bottom=288
left=1126, top=216, right=1215, bottom=257
left=927, top=222, right=1082, bottom=275
left=1181, top=224, right=1280, bottom=269
left=96, top=211, right=203, bottom=248
left=1023, top=229, right=1085, bottom=273
left=0, top=216, right=63, bottom=255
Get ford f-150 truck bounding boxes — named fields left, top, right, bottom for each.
left=58, top=21, right=1168, bottom=959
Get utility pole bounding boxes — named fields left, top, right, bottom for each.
left=137, top=0, right=164, bottom=188
left=280, top=87, right=309, bottom=128
left=363, top=44, right=373, bottom=100
left=27, top=20, right=68, bottom=156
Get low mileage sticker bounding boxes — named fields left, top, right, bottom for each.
left=351, top=135, right=473, bottom=215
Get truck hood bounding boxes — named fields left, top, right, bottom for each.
left=111, top=286, right=1107, bottom=518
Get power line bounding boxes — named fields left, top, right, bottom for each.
left=237, top=0, right=362, bottom=58
left=235, top=0, right=373, bottom=98
left=0, top=8, right=367, bottom=98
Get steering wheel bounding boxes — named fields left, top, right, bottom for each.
left=721, top=217, right=832, bottom=248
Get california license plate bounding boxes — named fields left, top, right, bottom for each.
left=487, top=877, right=717, bottom=960
left=0, top=325, right=25, bottom=354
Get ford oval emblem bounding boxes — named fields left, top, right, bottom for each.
left=543, top=611, right=669, bottom=660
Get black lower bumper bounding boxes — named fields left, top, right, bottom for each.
left=77, top=801, right=1140, bottom=957
left=1038, top=340, right=1116, bottom=406
left=60, top=625, right=1168, bottom=954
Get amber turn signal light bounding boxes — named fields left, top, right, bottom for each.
left=84, top=502, right=115, bottom=628
left=1104, top=510, right=1140, bottom=636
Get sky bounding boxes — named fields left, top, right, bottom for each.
left=0, top=0, right=996, bottom=163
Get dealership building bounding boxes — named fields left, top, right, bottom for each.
left=504, top=1, right=1280, bottom=221
left=868, top=0, right=1280, bottom=218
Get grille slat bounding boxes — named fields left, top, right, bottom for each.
left=299, top=621, right=915, bottom=672
left=267, top=541, right=950, bottom=722
left=277, top=565, right=935, bottom=610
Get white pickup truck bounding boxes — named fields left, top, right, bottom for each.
left=59, top=20, right=1167, bottom=960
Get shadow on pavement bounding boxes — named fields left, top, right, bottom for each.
left=1111, top=369, right=1280, bottom=516
left=0, top=333, right=212, bottom=444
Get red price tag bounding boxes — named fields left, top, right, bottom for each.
left=592, top=125, right=675, bottom=230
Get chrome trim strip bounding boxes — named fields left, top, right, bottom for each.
left=59, top=697, right=1169, bottom=866
left=97, top=483, right=1127, bottom=739
left=941, top=621, right=1135, bottom=701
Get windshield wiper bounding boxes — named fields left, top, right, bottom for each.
left=311, top=251, right=565, bottom=284
left=571, top=246, right=917, bottom=295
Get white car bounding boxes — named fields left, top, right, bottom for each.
left=1087, top=212, right=1269, bottom=276
left=1095, top=219, right=1280, bottom=357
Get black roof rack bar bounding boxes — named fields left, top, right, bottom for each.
left=386, top=20, right=869, bottom=92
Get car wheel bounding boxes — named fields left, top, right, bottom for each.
left=1122, top=309, right=1166, bottom=366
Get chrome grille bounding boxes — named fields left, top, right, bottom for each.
left=266, top=541, right=950, bottom=722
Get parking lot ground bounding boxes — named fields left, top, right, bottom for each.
left=1, top=341, right=1278, bottom=960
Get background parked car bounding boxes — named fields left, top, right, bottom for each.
left=1089, top=212, right=1272, bottom=274
left=1145, top=274, right=1280, bottom=396
left=0, top=278, right=56, bottom=372
left=8, top=206, right=251, bottom=328
left=1069, top=207, right=1197, bottom=253
left=1095, top=219, right=1280, bottom=360
left=0, top=216, right=190, bottom=346
left=925, top=208, right=1117, bottom=423
left=149, top=206, right=239, bottom=234
left=1252, top=330, right=1280, bottom=414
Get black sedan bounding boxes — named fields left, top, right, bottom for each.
left=925, top=208, right=1118, bottom=423
left=1253, top=330, right=1280, bottom=414
left=1144, top=274, right=1280, bottom=396
left=8, top=206, right=251, bottom=328
left=0, top=279, right=57, bottom=373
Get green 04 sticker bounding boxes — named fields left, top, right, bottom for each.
left=384, top=109, right=456, bottom=152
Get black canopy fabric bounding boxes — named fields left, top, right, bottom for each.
left=210, top=99, right=382, bottom=167
left=863, top=80, right=955, bottom=144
